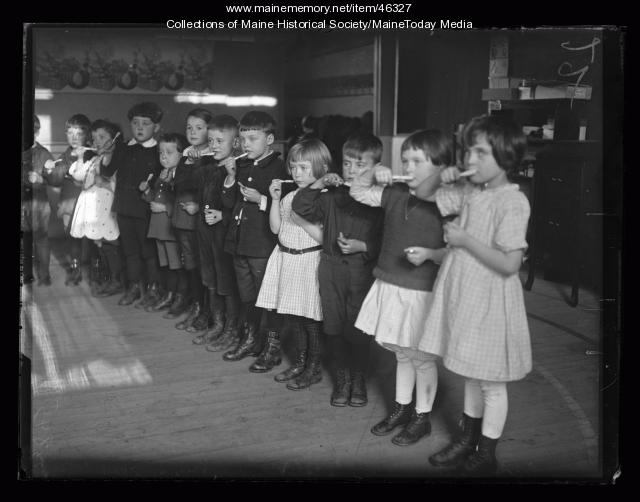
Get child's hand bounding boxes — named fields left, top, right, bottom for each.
left=72, top=146, right=90, bottom=158
left=138, top=180, right=150, bottom=192
left=337, top=232, right=367, bottom=255
left=240, top=183, right=263, bottom=204
left=204, top=208, right=222, bottom=225
left=404, top=246, right=431, bottom=266
left=221, top=157, right=236, bottom=177
left=443, top=221, right=468, bottom=247
left=180, top=201, right=199, bottom=215
left=319, top=173, right=344, bottom=188
left=441, top=166, right=462, bottom=184
left=268, top=180, right=282, bottom=201
left=44, top=159, right=57, bottom=172
left=27, top=171, right=43, bottom=184
left=150, top=201, right=167, bottom=213
left=374, top=165, right=393, bottom=186
left=187, top=147, right=208, bottom=162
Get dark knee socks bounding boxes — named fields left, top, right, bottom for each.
left=328, top=335, right=350, bottom=371
left=177, top=269, right=189, bottom=297
left=209, top=288, right=224, bottom=314
left=102, top=241, right=122, bottom=281
left=224, top=290, right=240, bottom=319
left=166, top=269, right=179, bottom=293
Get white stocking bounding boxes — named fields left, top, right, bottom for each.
left=412, top=357, right=438, bottom=414
left=395, top=351, right=415, bottom=405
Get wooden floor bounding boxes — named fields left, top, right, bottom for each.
left=21, top=245, right=606, bottom=480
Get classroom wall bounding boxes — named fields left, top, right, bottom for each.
left=397, top=31, right=490, bottom=134
left=283, top=41, right=374, bottom=123
left=32, top=28, right=285, bottom=153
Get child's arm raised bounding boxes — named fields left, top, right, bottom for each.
left=291, top=174, right=337, bottom=223
left=444, top=221, right=524, bottom=276
left=349, top=167, right=384, bottom=207
left=268, top=179, right=283, bottom=234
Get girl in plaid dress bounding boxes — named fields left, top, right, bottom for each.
left=254, top=139, right=327, bottom=390
left=420, top=115, right=531, bottom=476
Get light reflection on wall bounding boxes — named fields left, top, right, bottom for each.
left=174, top=93, right=277, bottom=107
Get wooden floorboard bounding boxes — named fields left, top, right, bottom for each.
left=23, top=251, right=608, bottom=480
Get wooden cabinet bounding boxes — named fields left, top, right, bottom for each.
left=524, top=141, right=602, bottom=306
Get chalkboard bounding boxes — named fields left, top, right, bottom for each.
left=509, top=29, right=603, bottom=88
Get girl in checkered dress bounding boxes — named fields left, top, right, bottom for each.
left=419, top=115, right=532, bottom=476
left=254, top=139, right=327, bottom=390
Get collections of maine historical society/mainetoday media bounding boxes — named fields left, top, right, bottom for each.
left=165, top=19, right=474, bottom=31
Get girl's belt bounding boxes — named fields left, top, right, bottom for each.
left=278, top=243, right=322, bottom=255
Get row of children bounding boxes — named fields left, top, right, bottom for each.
left=22, top=102, right=531, bottom=475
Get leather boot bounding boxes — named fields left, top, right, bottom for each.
left=118, top=281, right=143, bottom=306
left=66, top=259, right=81, bottom=286
left=391, top=410, right=431, bottom=446
left=223, top=323, right=261, bottom=361
left=193, top=309, right=225, bottom=345
left=349, top=371, right=368, bottom=407
left=136, top=282, right=161, bottom=309
left=90, top=258, right=101, bottom=286
left=286, top=326, right=323, bottom=390
left=370, top=402, right=413, bottom=436
left=429, top=413, right=482, bottom=468
left=330, top=369, right=350, bottom=407
left=274, top=322, right=308, bottom=383
left=149, top=291, right=175, bottom=312
left=173, top=299, right=198, bottom=327
left=186, top=309, right=211, bottom=333
left=462, top=435, right=498, bottom=476
left=249, top=331, right=282, bottom=373
left=165, top=294, right=191, bottom=320
left=96, top=278, right=124, bottom=297
left=206, top=316, right=240, bottom=352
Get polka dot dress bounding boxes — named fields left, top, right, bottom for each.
left=70, top=156, right=120, bottom=240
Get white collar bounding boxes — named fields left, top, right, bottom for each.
left=127, top=137, right=158, bottom=148
left=253, top=150, right=274, bottom=166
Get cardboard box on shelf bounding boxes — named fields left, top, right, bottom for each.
left=534, top=84, right=592, bottom=100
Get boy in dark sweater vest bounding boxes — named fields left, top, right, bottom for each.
left=221, top=111, right=288, bottom=363
left=101, top=102, right=163, bottom=306
left=291, top=133, right=384, bottom=407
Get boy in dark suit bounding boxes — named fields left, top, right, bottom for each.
left=100, top=102, right=163, bottom=306
left=221, top=111, right=288, bottom=362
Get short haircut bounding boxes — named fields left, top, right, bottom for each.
left=301, top=115, right=318, bottom=131
left=239, top=111, right=276, bottom=136
left=127, top=102, right=163, bottom=123
left=401, top=129, right=452, bottom=167
left=462, top=114, right=526, bottom=174
left=208, top=114, right=239, bottom=133
left=342, top=133, right=383, bottom=164
left=91, top=119, right=122, bottom=141
left=187, top=108, right=213, bottom=124
left=65, top=114, right=92, bottom=138
left=158, top=132, right=189, bottom=153
left=287, top=138, right=331, bottom=179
